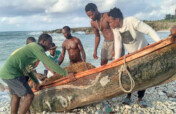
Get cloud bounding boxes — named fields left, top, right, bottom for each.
left=45, top=0, right=84, bottom=13
left=0, top=0, right=175, bottom=31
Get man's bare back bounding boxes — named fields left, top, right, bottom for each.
left=59, top=26, right=86, bottom=65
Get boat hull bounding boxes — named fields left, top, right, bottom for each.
left=31, top=37, right=176, bottom=112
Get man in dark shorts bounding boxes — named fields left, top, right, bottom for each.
left=85, top=3, right=124, bottom=65
left=59, top=26, right=86, bottom=65
left=0, top=34, right=74, bottom=114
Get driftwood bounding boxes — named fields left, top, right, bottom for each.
left=31, top=36, right=176, bottom=113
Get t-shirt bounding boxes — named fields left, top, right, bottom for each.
left=113, top=17, right=160, bottom=59
left=46, top=50, right=61, bottom=77
left=0, top=43, right=68, bottom=83
left=48, top=50, right=61, bottom=63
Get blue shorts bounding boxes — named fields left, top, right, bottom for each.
left=2, top=76, right=33, bottom=97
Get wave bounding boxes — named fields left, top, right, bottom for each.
left=28, top=31, right=42, bottom=36
left=74, top=31, right=85, bottom=35
left=157, top=30, right=170, bottom=33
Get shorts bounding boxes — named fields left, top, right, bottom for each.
left=101, top=40, right=114, bottom=60
left=2, top=76, right=33, bottom=97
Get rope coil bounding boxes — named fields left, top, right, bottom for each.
left=118, top=55, right=135, bottom=93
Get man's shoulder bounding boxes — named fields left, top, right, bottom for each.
left=124, top=16, right=139, bottom=22
left=27, top=42, right=44, bottom=52
left=73, top=37, right=81, bottom=42
left=27, top=42, right=39, bottom=48
left=102, top=12, right=108, bottom=17
left=90, top=20, right=96, bottom=27
left=73, top=36, right=79, bottom=40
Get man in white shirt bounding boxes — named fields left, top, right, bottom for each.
left=108, top=7, right=160, bottom=107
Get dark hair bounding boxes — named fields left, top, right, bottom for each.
left=51, top=43, right=56, bottom=47
left=62, top=26, right=71, bottom=32
left=26, top=37, right=36, bottom=44
left=85, top=3, right=97, bottom=12
left=38, top=34, right=52, bottom=43
left=108, top=7, right=123, bottom=20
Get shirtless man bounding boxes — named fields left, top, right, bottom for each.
left=85, top=3, right=123, bottom=65
left=59, top=26, right=86, bottom=65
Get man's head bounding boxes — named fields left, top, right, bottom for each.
left=38, top=34, right=53, bottom=51
left=62, top=26, right=72, bottom=39
left=26, top=37, right=36, bottom=44
left=108, top=7, right=123, bottom=29
left=170, top=25, right=176, bottom=38
left=85, top=3, right=99, bottom=21
left=49, top=43, right=57, bottom=56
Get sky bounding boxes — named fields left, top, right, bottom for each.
left=0, top=0, right=175, bottom=31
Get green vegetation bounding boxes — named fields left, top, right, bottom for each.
left=144, top=14, right=176, bottom=31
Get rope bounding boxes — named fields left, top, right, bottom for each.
left=118, top=55, right=135, bottom=93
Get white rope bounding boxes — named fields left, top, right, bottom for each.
left=118, top=55, right=135, bottom=93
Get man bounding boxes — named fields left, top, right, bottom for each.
left=26, top=37, right=36, bottom=44
left=171, top=25, right=176, bottom=38
left=44, top=43, right=61, bottom=77
left=25, top=37, right=46, bottom=81
left=85, top=3, right=121, bottom=65
left=0, top=34, right=74, bottom=114
left=108, top=8, right=160, bottom=107
left=59, top=26, right=86, bottom=65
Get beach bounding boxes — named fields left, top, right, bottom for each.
left=0, top=31, right=176, bottom=113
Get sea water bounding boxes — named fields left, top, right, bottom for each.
left=0, top=30, right=170, bottom=106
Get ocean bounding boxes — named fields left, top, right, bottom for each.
left=0, top=30, right=170, bottom=101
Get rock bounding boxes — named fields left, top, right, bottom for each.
left=112, top=98, right=117, bottom=102
left=125, top=105, right=132, bottom=109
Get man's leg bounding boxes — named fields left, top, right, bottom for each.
left=11, top=94, right=21, bottom=114
left=21, top=97, right=31, bottom=114
left=19, top=93, right=34, bottom=114
left=137, top=90, right=145, bottom=101
left=137, top=90, right=147, bottom=107
left=101, top=59, right=108, bottom=65
left=122, top=93, right=132, bottom=105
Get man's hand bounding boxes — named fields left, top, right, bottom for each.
left=112, top=50, right=115, bottom=60
left=67, top=73, right=76, bottom=81
left=33, top=83, right=41, bottom=90
left=93, top=51, right=98, bottom=59
left=0, top=83, right=5, bottom=92
left=35, top=73, right=47, bottom=81
left=171, top=26, right=176, bottom=38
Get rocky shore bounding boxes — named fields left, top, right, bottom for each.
left=1, top=79, right=176, bottom=114
left=43, top=27, right=94, bottom=34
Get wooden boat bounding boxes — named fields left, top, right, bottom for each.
left=31, top=36, right=176, bottom=113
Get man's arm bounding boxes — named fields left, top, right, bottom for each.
left=91, top=22, right=101, bottom=59
left=112, top=29, right=123, bottom=59
left=131, top=17, right=160, bottom=42
left=28, top=71, right=39, bottom=84
left=33, top=47, right=68, bottom=76
left=58, top=44, right=66, bottom=65
left=77, top=38, right=86, bottom=62
left=0, top=82, right=5, bottom=92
